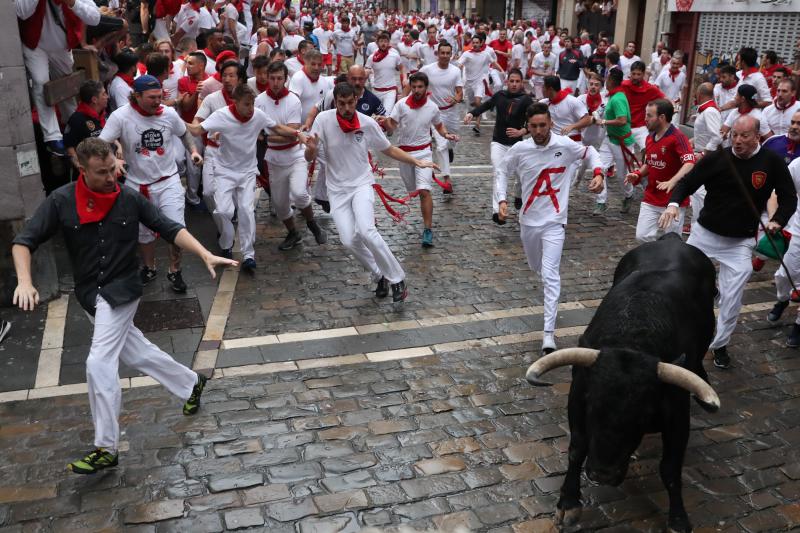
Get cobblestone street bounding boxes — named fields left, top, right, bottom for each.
left=2, top=117, right=800, bottom=532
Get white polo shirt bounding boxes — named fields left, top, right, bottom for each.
left=200, top=106, right=276, bottom=176
left=254, top=91, right=304, bottom=166
left=540, top=94, right=588, bottom=135
left=366, top=49, right=402, bottom=89
left=288, top=70, right=335, bottom=122
left=419, top=63, right=463, bottom=109
left=389, top=97, right=441, bottom=148
left=762, top=99, right=800, bottom=136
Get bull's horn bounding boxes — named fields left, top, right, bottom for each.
left=526, top=348, right=600, bottom=386
left=657, top=362, right=721, bottom=412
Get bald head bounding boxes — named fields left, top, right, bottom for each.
left=697, top=82, right=714, bottom=99
left=733, top=114, right=760, bottom=135
left=732, top=115, right=761, bottom=158
left=347, top=64, right=367, bottom=92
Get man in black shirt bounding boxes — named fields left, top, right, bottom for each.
left=64, top=80, right=108, bottom=176
left=585, top=38, right=608, bottom=78
left=557, top=36, right=584, bottom=94
left=12, top=138, right=237, bottom=475
left=660, top=115, right=796, bottom=368
left=464, top=68, right=533, bottom=218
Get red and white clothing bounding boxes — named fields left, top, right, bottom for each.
left=693, top=101, right=723, bottom=153
left=577, top=92, right=607, bottom=147
left=510, top=42, right=526, bottom=70
left=389, top=96, right=441, bottom=192
left=289, top=70, right=335, bottom=122
left=194, top=89, right=232, bottom=217
left=420, top=62, right=463, bottom=177
left=397, top=39, right=422, bottom=73
left=763, top=98, right=800, bottom=137
left=737, top=68, right=772, bottom=103
left=254, top=90, right=310, bottom=221
left=619, top=53, right=641, bottom=79
left=173, top=2, right=203, bottom=40
left=367, top=48, right=402, bottom=114
left=247, top=77, right=268, bottom=95
left=654, top=69, right=686, bottom=103
left=201, top=106, right=277, bottom=260
left=284, top=56, right=304, bottom=79
left=541, top=91, right=588, bottom=142
left=313, top=27, right=334, bottom=55
left=418, top=40, right=439, bottom=66
left=332, top=28, right=357, bottom=57
left=530, top=51, right=558, bottom=98
left=108, top=74, right=134, bottom=112
left=713, top=82, right=738, bottom=123
left=310, top=110, right=404, bottom=284
left=488, top=38, right=513, bottom=71
left=458, top=47, right=496, bottom=102
left=496, top=134, right=602, bottom=333
left=635, top=125, right=695, bottom=242
left=282, top=33, right=305, bottom=53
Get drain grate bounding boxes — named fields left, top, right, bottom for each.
left=134, top=298, right=204, bottom=333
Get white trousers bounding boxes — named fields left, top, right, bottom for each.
left=399, top=148, right=434, bottom=192
left=688, top=223, right=754, bottom=349
left=521, top=223, right=565, bottom=332
left=185, top=141, right=204, bottom=205
left=329, top=184, right=405, bottom=284
left=432, top=107, right=460, bottom=177
left=87, top=296, right=197, bottom=449
left=375, top=88, right=397, bottom=115
left=23, top=46, right=75, bottom=142
left=631, top=126, right=648, bottom=152
left=490, top=142, right=520, bottom=212
left=214, top=171, right=257, bottom=259
left=775, top=235, right=800, bottom=312
left=270, top=158, right=312, bottom=221
left=689, top=185, right=706, bottom=225
left=636, top=202, right=685, bottom=243
left=597, top=140, right=634, bottom=204
left=314, top=161, right=329, bottom=202
left=126, top=176, right=185, bottom=244
left=202, top=150, right=221, bottom=228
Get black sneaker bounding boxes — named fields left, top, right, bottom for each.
left=787, top=324, right=800, bottom=348
left=448, top=148, right=454, bottom=163
left=472, top=126, right=480, bottom=137
left=140, top=267, right=157, bottom=285
left=0, top=320, right=10, bottom=344
left=278, top=230, right=302, bottom=251
left=67, top=448, right=118, bottom=475
left=307, top=220, right=328, bottom=245
left=166, top=270, right=187, bottom=293
left=183, top=373, right=208, bottom=415
left=514, top=197, right=523, bottom=210
left=712, top=347, right=730, bottom=369
left=375, top=277, right=389, bottom=298
left=768, top=300, right=790, bottom=322
left=241, top=258, right=256, bottom=273
left=315, top=198, right=331, bottom=213
left=220, top=248, right=233, bottom=260
left=391, top=280, right=408, bottom=302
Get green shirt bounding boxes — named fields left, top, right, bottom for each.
left=605, top=91, right=634, bottom=146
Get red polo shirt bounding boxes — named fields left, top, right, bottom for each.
left=643, top=124, right=695, bottom=207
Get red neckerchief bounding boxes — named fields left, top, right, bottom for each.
left=721, top=80, right=737, bottom=90
left=549, top=88, right=572, bottom=105
left=222, top=88, right=234, bottom=106
left=336, top=112, right=360, bottom=133
left=406, top=92, right=429, bottom=109
left=188, top=1, right=201, bottom=12
left=373, top=48, right=389, bottom=62
left=585, top=92, right=601, bottom=113
left=427, top=38, right=437, bottom=48
left=256, top=79, right=268, bottom=93
left=130, top=100, right=164, bottom=116
left=739, top=103, right=754, bottom=115
left=623, top=50, right=634, bottom=59
left=204, top=47, right=218, bottom=60
left=402, top=36, right=413, bottom=46
left=76, top=102, right=106, bottom=127
left=741, top=66, right=758, bottom=79
left=137, top=62, right=147, bottom=75
left=75, top=173, right=120, bottom=225
left=607, top=86, right=624, bottom=97
left=698, top=100, right=718, bottom=113
left=303, top=68, right=320, bottom=83
left=581, top=38, right=591, bottom=45
left=776, top=97, right=798, bottom=111
left=266, top=86, right=289, bottom=104
left=228, top=104, right=250, bottom=123
left=297, top=54, right=305, bottom=66
left=469, top=44, right=485, bottom=53
left=669, top=69, right=680, bottom=82
left=116, top=72, right=135, bottom=87
left=660, top=55, right=669, bottom=65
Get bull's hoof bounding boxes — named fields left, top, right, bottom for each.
left=555, top=507, right=582, bottom=527
left=667, top=515, right=692, bottom=533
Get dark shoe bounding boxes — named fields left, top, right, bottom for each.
left=231, top=208, right=238, bottom=225
left=620, top=196, right=633, bottom=214
left=514, top=197, right=523, bottom=210
left=592, top=202, right=608, bottom=216
left=712, top=346, right=730, bottom=369
left=45, top=140, right=66, bottom=157
left=422, top=228, right=434, bottom=248
left=220, top=248, right=233, bottom=260
left=315, top=198, right=331, bottom=213
left=140, top=267, right=157, bottom=285
left=278, top=230, right=302, bottom=251
left=391, top=280, right=408, bottom=302
left=241, top=258, right=256, bottom=273
left=0, top=320, right=10, bottom=344
left=768, top=300, right=790, bottom=322
left=67, top=448, right=118, bottom=475
left=492, top=213, right=507, bottom=225
left=752, top=257, right=766, bottom=272
left=472, top=126, right=480, bottom=136
left=375, top=276, right=389, bottom=298
left=187, top=199, right=209, bottom=212
left=448, top=148, right=454, bottom=163
left=307, top=220, right=328, bottom=244
left=787, top=324, right=800, bottom=348
left=166, top=270, right=187, bottom=293
left=183, top=373, right=208, bottom=415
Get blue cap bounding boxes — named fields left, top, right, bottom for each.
left=133, top=74, right=162, bottom=93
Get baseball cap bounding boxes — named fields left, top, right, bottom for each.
left=133, top=74, right=161, bottom=92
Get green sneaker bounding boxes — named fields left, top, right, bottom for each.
left=592, top=202, right=607, bottom=216
left=620, top=196, right=633, bottom=214
left=67, top=448, right=118, bottom=475
left=183, top=373, right=208, bottom=415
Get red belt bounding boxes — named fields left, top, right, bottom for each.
left=439, top=103, right=455, bottom=110
left=398, top=143, right=431, bottom=152
left=374, top=86, right=398, bottom=92
left=268, top=141, right=300, bottom=150
left=569, top=133, right=582, bottom=141
left=203, top=132, right=219, bottom=148
left=138, top=174, right=175, bottom=199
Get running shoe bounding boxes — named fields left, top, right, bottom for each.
left=315, top=198, right=331, bottom=213
left=768, top=300, right=790, bottom=322
left=375, top=277, right=389, bottom=298
left=787, top=324, right=800, bottom=348
left=422, top=228, right=434, bottom=248
left=166, top=270, right=187, bottom=293
left=183, top=373, right=208, bottom=415
left=0, top=320, right=10, bottom=344
left=391, top=280, right=408, bottom=302
left=472, top=126, right=480, bottom=136
left=67, top=448, right=118, bottom=475
left=711, top=347, right=730, bottom=369
left=45, top=140, right=66, bottom=157
left=514, top=197, right=523, bottom=210
left=752, top=257, right=766, bottom=272
left=241, top=258, right=257, bottom=273
left=620, top=196, right=633, bottom=214
left=541, top=333, right=556, bottom=355
left=140, top=267, right=157, bottom=285
left=592, top=202, right=607, bottom=216
left=220, top=248, right=233, bottom=260
left=307, top=220, right=328, bottom=245
left=278, top=230, right=302, bottom=251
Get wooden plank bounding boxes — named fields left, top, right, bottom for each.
left=43, top=71, right=86, bottom=106
left=72, top=49, right=100, bottom=81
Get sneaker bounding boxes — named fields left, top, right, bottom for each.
left=448, top=148, right=454, bottom=163
left=422, top=228, right=434, bottom=248
left=542, top=333, right=556, bottom=355
left=472, top=126, right=480, bottom=136
left=0, top=320, right=10, bottom=344
left=752, top=257, right=766, bottom=272
left=278, top=230, right=302, bottom=251
left=166, top=270, right=187, bottom=293
left=711, top=346, right=730, bottom=369
left=241, top=258, right=256, bottom=273
left=620, top=196, right=633, bottom=214
left=375, top=276, right=389, bottom=298
left=682, top=223, right=691, bottom=235
left=183, top=373, right=208, bottom=415
left=220, top=248, right=233, bottom=260
left=787, top=324, right=800, bottom=348
left=592, top=202, right=607, bottom=216
left=514, top=197, right=523, bottom=211
left=315, top=198, right=331, bottom=213
left=307, top=220, right=328, bottom=245
left=391, top=280, right=408, bottom=302
left=768, top=300, right=790, bottom=322
left=45, top=140, right=66, bottom=157
left=67, top=448, right=118, bottom=475
left=139, top=266, right=157, bottom=285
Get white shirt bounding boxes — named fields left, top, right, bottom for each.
left=198, top=6, right=217, bottom=30
left=397, top=41, right=422, bottom=72
left=246, top=77, right=264, bottom=94
left=655, top=69, right=686, bottom=102
left=173, top=3, right=202, bottom=39
left=418, top=41, right=439, bottom=66
left=289, top=70, right=335, bottom=122
left=458, top=49, right=494, bottom=86
left=16, top=0, right=100, bottom=52
left=531, top=52, right=558, bottom=84
left=713, top=83, right=738, bottom=123
left=366, top=48, right=402, bottom=89
left=763, top=100, right=800, bottom=136
left=99, top=104, right=186, bottom=185
left=390, top=28, right=404, bottom=47
left=332, top=28, right=357, bottom=56
left=786, top=158, right=800, bottom=235
left=389, top=97, right=442, bottom=148
left=108, top=76, right=133, bottom=112
left=201, top=107, right=276, bottom=176
left=284, top=56, right=303, bottom=79
left=510, top=43, right=526, bottom=69
left=440, top=27, right=459, bottom=50
left=693, top=104, right=722, bottom=152
left=496, top=134, right=602, bottom=226
left=540, top=94, right=588, bottom=134
left=255, top=91, right=304, bottom=166
left=420, top=63, right=463, bottom=110
left=282, top=34, right=305, bottom=53
left=313, top=28, right=333, bottom=54
left=619, top=54, right=641, bottom=79
left=738, top=70, right=772, bottom=103
left=310, top=110, right=391, bottom=192
left=577, top=92, right=607, bottom=145
left=366, top=41, right=379, bottom=58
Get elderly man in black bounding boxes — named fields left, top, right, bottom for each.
left=12, top=138, right=237, bottom=475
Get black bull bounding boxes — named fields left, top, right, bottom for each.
left=526, top=234, right=721, bottom=533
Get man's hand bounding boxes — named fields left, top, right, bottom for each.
left=506, top=127, right=525, bottom=138
left=202, top=252, right=239, bottom=279
left=656, top=177, right=679, bottom=193
left=13, top=284, right=39, bottom=311
left=658, top=205, right=680, bottom=229
left=305, top=133, right=319, bottom=152
left=445, top=133, right=460, bottom=142
left=414, top=159, right=439, bottom=170
left=498, top=200, right=508, bottom=222
left=588, top=174, right=604, bottom=193
left=625, top=171, right=641, bottom=186
left=561, top=125, right=575, bottom=136
left=444, top=96, right=457, bottom=105
left=190, top=151, right=203, bottom=166
left=463, top=113, right=474, bottom=124
left=114, top=158, right=127, bottom=176
left=766, top=221, right=783, bottom=234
